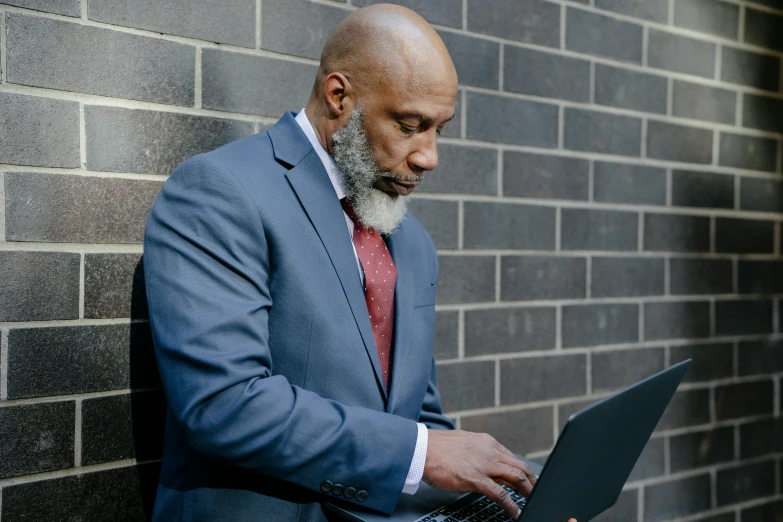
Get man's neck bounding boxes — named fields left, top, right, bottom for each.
left=303, top=102, right=333, bottom=155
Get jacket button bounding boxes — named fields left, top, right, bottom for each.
left=344, top=487, right=356, bottom=499
left=320, top=480, right=333, bottom=493
left=332, top=484, right=345, bottom=497
left=356, top=490, right=368, bottom=502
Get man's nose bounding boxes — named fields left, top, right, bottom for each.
left=409, top=134, right=439, bottom=173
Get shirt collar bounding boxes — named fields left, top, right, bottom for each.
left=294, top=108, right=347, bottom=200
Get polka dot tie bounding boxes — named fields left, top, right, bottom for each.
left=341, top=198, right=397, bottom=390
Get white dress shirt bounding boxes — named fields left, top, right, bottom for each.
left=295, top=109, right=428, bottom=496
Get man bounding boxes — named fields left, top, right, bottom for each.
left=144, top=5, right=577, bottom=522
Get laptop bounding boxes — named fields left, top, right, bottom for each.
left=324, top=359, right=692, bottom=522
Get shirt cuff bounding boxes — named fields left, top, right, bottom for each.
left=402, top=423, right=428, bottom=495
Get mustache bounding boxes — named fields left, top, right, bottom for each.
left=382, top=173, right=425, bottom=183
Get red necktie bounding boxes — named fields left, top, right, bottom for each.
left=341, top=198, right=397, bottom=390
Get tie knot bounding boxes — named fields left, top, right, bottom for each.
left=340, top=198, right=362, bottom=229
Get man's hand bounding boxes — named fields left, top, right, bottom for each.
left=423, top=430, right=577, bottom=522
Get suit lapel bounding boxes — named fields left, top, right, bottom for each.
left=385, top=223, right=414, bottom=414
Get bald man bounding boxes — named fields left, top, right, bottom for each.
left=144, top=5, right=575, bottom=522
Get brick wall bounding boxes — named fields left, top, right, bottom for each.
left=1, top=0, right=782, bottom=520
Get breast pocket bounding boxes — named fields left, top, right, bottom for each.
left=413, top=283, right=437, bottom=308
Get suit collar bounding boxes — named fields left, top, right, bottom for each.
left=267, top=111, right=313, bottom=168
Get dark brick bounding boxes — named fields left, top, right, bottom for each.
left=673, top=81, right=737, bottom=125
left=1, top=0, right=80, bottom=16
left=742, top=501, right=783, bottom=522
left=670, top=343, right=734, bottom=383
left=0, top=402, right=74, bottom=479
left=670, top=426, right=735, bottom=472
left=437, top=255, right=496, bottom=304
left=467, top=0, right=560, bottom=48
left=439, top=30, right=499, bottom=90
left=744, top=8, right=783, bottom=53
left=644, top=474, right=711, bottom=522
left=716, top=299, right=774, bottom=336
left=504, top=46, right=590, bottom=102
left=740, top=418, right=783, bottom=458
left=647, top=121, right=714, bottom=164
left=648, top=29, right=716, bottom=79
left=738, top=339, right=783, bottom=376
left=644, top=214, right=711, bottom=253
left=591, top=257, right=664, bottom=298
left=672, top=170, right=735, bottom=209
left=644, top=301, right=711, bottom=341
left=721, top=46, right=781, bottom=92
left=591, top=489, right=638, bottom=522
left=201, top=49, right=316, bottom=117
left=7, top=323, right=159, bottom=399
left=421, top=144, right=497, bottom=195
left=82, top=390, right=166, bottom=466
left=562, top=303, right=639, bottom=348
left=566, top=8, right=643, bottom=63
left=89, top=0, right=255, bottom=47
left=466, top=92, right=558, bottom=147
left=715, top=217, right=775, bottom=254
left=465, top=307, right=556, bottom=356
left=628, top=437, right=666, bottom=481
left=84, top=254, right=147, bottom=320
left=740, top=178, right=783, bottom=212
left=4, top=172, right=161, bottom=244
left=463, top=202, right=556, bottom=250
left=461, top=407, right=553, bottom=454
left=353, top=0, right=463, bottom=28
left=738, top=261, right=783, bottom=294
left=558, top=398, right=598, bottom=430
left=2, top=463, right=160, bottom=522
left=658, top=389, right=710, bottom=430
left=687, top=514, right=735, bottom=522
left=743, top=93, right=783, bottom=134
left=670, top=258, right=733, bottom=295
left=500, top=354, right=587, bottom=404
left=436, top=361, right=495, bottom=412
left=0, top=92, right=79, bottom=168
left=561, top=208, right=638, bottom=251
left=595, top=64, right=667, bottom=114
left=500, top=256, right=586, bottom=301
left=674, top=0, right=739, bottom=39
left=717, top=460, right=776, bottom=506
left=592, top=347, right=665, bottom=392
left=563, top=108, right=642, bottom=157
left=408, top=199, right=458, bottom=250
left=593, top=162, right=667, bottom=206
left=0, top=251, right=80, bottom=322
left=719, top=132, right=779, bottom=173
left=595, top=0, right=668, bottom=22
left=503, top=152, right=589, bottom=201
left=6, top=14, right=194, bottom=105
left=715, top=380, right=774, bottom=420
left=261, top=0, right=346, bottom=59
left=434, top=311, right=458, bottom=361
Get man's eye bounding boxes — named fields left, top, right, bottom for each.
left=399, top=123, right=418, bottom=134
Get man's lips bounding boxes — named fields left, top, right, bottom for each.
left=390, top=179, right=419, bottom=196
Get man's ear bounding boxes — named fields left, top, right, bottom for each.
left=323, top=72, right=353, bottom=118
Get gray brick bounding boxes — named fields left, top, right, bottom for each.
left=591, top=489, right=638, bottom=522
left=464, top=307, right=556, bottom=356
left=0, top=251, right=80, bottom=322
left=500, top=354, right=587, bottom=404
left=1, top=0, right=79, bottom=15
left=463, top=202, right=556, bottom=250
left=502, top=152, right=589, bottom=201
left=261, top=0, right=346, bottom=60
left=437, top=255, right=495, bottom=305
left=563, top=108, right=642, bottom=157
left=741, top=178, right=783, bottom=213
left=715, top=380, right=774, bottom=420
left=670, top=426, right=734, bottom=473
left=627, top=437, right=666, bottom=481
left=738, top=260, right=783, bottom=294
left=558, top=398, right=597, bottom=430
left=592, top=347, right=665, bottom=392
left=500, top=256, right=586, bottom=301
left=674, top=0, right=739, bottom=39
left=644, top=474, right=711, bottom=522
left=647, top=121, right=713, bottom=164
left=648, top=29, right=716, bottom=79
left=658, top=389, right=710, bottom=430
left=466, top=92, right=558, bottom=147
left=743, top=501, right=783, bottom=522
left=719, top=132, right=779, bottom=173
left=0, top=92, right=79, bottom=168
left=595, top=64, right=667, bottom=115
left=591, top=257, right=665, bottom=298
left=740, top=418, right=783, bottom=458
left=6, top=14, right=195, bottom=105
left=84, top=254, right=147, bottom=320
left=595, top=0, right=669, bottom=22
left=721, top=46, right=781, bottom=92
left=202, top=49, right=317, bottom=117
left=644, top=301, right=711, bottom=340
left=738, top=339, right=783, bottom=376
left=716, top=299, right=774, bottom=336
left=670, top=258, right=733, bottom=295
left=565, top=8, right=643, bottom=63
left=672, top=170, right=735, bottom=209
left=672, top=81, right=737, bottom=125
left=670, top=343, right=734, bottom=383
left=421, top=144, right=497, bottom=195
left=5, top=172, right=161, bottom=244
left=89, top=0, right=255, bottom=47
left=434, top=311, right=458, bottom=361
left=85, top=106, right=253, bottom=175
left=7, top=323, right=159, bottom=399
left=0, top=402, right=74, bottom=479
left=561, top=208, right=638, bottom=251
left=715, top=217, right=775, bottom=254
left=461, top=407, right=553, bottom=454
left=436, top=361, right=495, bottom=412
left=504, top=46, right=590, bottom=102
left=742, top=93, right=783, bottom=134
left=745, top=8, right=783, bottom=53
left=353, top=0, right=463, bottom=28
left=439, top=30, right=499, bottom=90
left=644, top=214, right=711, bottom=253
left=467, top=0, right=560, bottom=48
left=593, top=162, right=667, bottom=206
left=717, top=460, right=776, bottom=506
left=408, top=199, right=458, bottom=250
left=562, top=303, right=639, bottom=348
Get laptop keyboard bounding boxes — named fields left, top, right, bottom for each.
left=415, top=485, right=527, bottom=522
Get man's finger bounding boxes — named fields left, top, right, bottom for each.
left=498, top=453, right=538, bottom=489
left=492, top=463, right=534, bottom=497
left=479, top=480, right=521, bottom=520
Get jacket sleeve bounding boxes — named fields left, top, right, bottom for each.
left=143, top=155, right=418, bottom=515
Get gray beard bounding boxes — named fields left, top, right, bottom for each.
left=331, top=107, right=408, bottom=236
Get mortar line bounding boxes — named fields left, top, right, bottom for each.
left=585, top=350, right=592, bottom=395
left=733, top=341, right=739, bottom=377
left=0, top=170, right=5, bottom=242
left=776, top=222, right=781, bottom=255
left=457, top=309, right=465, bottom=359
left=79, top=104, right=86, bottom=169
left=637, top=487, right=644, bottom=522
left=555, top=207, right=562, bottom=251
left=1, top=329, right=8, bottom=400
left=586, top=256, right=592, bottom=299
left=710, top=217, right=717, bottom=253
left=776, top=455, right=781, bottom=494
left=498, top=43, right=504, bottom=91
left=734, top=424, right=741, bottom=459
left=560, top=4, right=566, bottom=50
left=74, top=399, right=82, bottom=467
left=462, top=0, right=467, bottom=30
left=79, top=253, right=85, bottom=319
left=665, top=256, right=671, bottom=295
left=664, top=344, right=671, bottom=369
left=495, top=359, right=501, bottom=407
left=558, top=107, right=564, bottom=149
left=0, top=242, right=144, bottom=254
left=639, top=302, right=645, bottom=342
left=638, top=212, right=644, bottom=252
left=194, top=47, right=202, bottom=109
left=0, top=317, right=149, bottom=329
left=778, top=137, right=783, bottom=174
left=710, top=298, right=717, bottom=337
left=457, top=200, right=464, bottom=250
left=642, top=26, right=649, bottom=67
left=81, top=0, right=87, bottom=19
left=497, top=149, right=503, bottom=197
left=641, top=119, right=648, bottom=158
left=0, top=458, right=159, bottom=488
left=256, top=0, right=262, bottom=49
left=710, top=468, right=718, bottom=508
left=668, top=0, right=675, bottom=25
left=552, top=404, right=559, bottom=442
left=774, top=376, right=781, bottom=417
left=0, top=387, right=161, bottom=408
left=710, top=384, right=717, bottom=423
left=460, top=89, right=467, bottom=139
left=555, top=305, right=563, bottom=351
left=732, top=257, right=739, bottom=293
left=715, top=45, right=723, bottom=81
left=589, top=62, right=595, bottom=105
left=664, top=436, right=671, bottom=475
left=0, top=10, right=6, bottom=84
left=712, top=129, right=720, bottom=166
left=588, top=160, right=594, bottom=202
left=734, top=176, right=741, bottom=210
left=736, top=91, right=744, bottom=127
left=738, top=5, right=746, bottom=43
left=666, top=168, right=673, bottom=206
left=495, top=255, right=501, bottom=302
